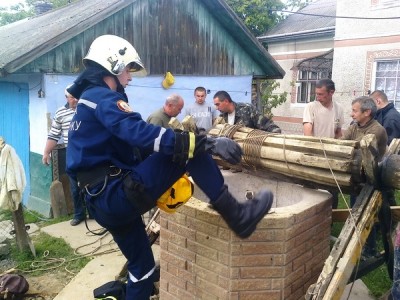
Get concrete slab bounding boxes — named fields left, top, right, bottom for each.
left=53, top=252, right=126, bottom=300
left=40, top=219, right=116, bottom=255
left=341, top=279, right=376, bottom=300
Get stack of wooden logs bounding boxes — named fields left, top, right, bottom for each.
left=208, top=124, right=363, bottom=192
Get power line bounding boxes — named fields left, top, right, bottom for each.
left=269, top=9, right=400, bottom=20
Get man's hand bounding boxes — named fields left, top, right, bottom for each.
left=42, top=153, right=51, bottom=165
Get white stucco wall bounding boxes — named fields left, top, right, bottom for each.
left=264, top=0, right=400, bottom=134
left=332, top=0, right=400, bottom=129
left=266, top=37, right=334, bottom=133
left=335, top=0, right=400, bottom=41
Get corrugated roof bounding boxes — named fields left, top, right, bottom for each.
left=0, top=0, right=285, bottom=78
left=258, top=0, right=336, bottom=41
left=0, top=0, right=131, bottom=75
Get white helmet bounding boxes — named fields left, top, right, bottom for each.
left=83, top=35, right=147, bottom=76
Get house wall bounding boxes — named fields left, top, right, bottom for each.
left=264, top=0, right=400, bottom=134
left=332, top=0, right=400, bottom=128
left=16, top=0, right=269, bottom=78
left=0, top=74, right=49, bottom=212
left=266, top=38, right=334, bottom=134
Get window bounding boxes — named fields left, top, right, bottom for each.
left=297, top=71, right=330, bottom=103
left=294, top=49, right=333, bottom=103
left=374, top=60, right=400, bottom=109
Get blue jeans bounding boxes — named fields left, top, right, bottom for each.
left=68, top=175, right=85, bottom=220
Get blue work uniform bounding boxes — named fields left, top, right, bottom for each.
left=67, top=85, right=224, bottom=298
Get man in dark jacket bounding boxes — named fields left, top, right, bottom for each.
left=371, top=90, right=400, bottom=145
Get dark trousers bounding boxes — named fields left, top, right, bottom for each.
left=68, top=175, right=85, bottom=220
left=84, top=152, right=225, bottom=299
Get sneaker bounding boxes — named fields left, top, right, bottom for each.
left=70, top=218, right=84, bottom=226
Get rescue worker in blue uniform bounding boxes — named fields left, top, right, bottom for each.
left=66, top=35, right=274, bottom=299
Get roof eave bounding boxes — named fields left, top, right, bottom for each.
left=0, top=0, right=132, bottom=77
left=258, top=27, right=335, bottom=43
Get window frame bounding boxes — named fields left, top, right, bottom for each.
left=296, top=70, right=330, bottom=104
left=371, top=59, right=400, bottom=110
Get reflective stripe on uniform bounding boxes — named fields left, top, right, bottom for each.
left=128, top=265, right=156, bottom=283
left=188, top=132, right=195, bottom=159
left=153, top=127, right=166, bottom=152
left=79, top=99, right=97, bottom=109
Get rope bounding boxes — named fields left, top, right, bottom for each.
left=241, top=129, right=267, bottom=168
left=317, top=137, right=363, bottom=300
left=13, top=230, right=120, bottom=275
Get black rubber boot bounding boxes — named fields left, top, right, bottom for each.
left=212, top=185, right=273, bottom=238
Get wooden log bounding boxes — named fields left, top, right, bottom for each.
left=181, top=115, right=197, bottom=133
left=388, top=138, right=400, bottom=155
left=380, top=154, right=400, bottom=190
left=209, top=124, right=358, bottom=188
left=210, top=125, right=358, bottom=146
left=210, top=125, right=400, bottom=190
left=244, top=157, right=352, bottom=186
left=238, top=143, right=354, bottom=172
left=168, top=117, right=184, bottom=130
left=360, top=134, right=379, bottom=185
left=209, top=126, right=356, bottom=159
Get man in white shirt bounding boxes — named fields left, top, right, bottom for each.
left=303, top=79, right=344, bottom=139
left=303, top=79, right=344, bottom=208
left=185, top=86, right=219, bottom=134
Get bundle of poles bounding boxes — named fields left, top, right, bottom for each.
left=208, top=124, right=400, bottom=193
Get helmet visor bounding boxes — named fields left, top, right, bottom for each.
left=128, top=62, right=147, bottom=77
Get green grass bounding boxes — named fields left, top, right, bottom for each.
left=331, top=191, right=400, bottom=298
left=10, top=231, right=90, bottom=276
left=1, top=208, right=91, bottom=277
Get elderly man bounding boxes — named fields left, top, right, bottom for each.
left=146, top=94, right=184, bottom=127
left=341, top=96, right=388, bottom=260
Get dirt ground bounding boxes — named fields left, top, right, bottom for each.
left=23, top=270, right=74, bottom=299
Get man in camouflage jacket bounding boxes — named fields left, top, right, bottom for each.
left=213, top=90, right=281, bottom=133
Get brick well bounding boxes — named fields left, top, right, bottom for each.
left=159, top=173, right=332, bottom=300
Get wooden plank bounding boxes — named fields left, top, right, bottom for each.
left=50, top=180, right=67, bottom=218
left=323, top=190, right=381, bottom=300
left=305, top=184, right=376, bottom=299
left=360, top=134, right=379, bottom=185
left=333, top=206, right=400, bottom=223
left=307, top=138, right=399, bottom=299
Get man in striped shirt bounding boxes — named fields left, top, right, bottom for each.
left=42, top=85, right=84, bottom=226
